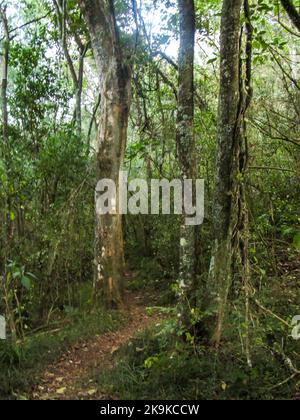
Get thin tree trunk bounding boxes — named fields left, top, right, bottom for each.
left=239, top=0, right=254, bottom=367
left=0, top=6, right=10, bottom=276
left=0, top=9, right=8, bottom=144
left=54, top=0, right=88, bottom=137
left=205, top=0, right=243, bottom=347
left=87, top=93, right=101, bottom=148
left=176, top=0, right=196, bottom=329
left=78, top=0, right=132, bottom=307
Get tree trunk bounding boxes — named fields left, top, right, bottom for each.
left=238, top=0, right=254, bottom=367
left=205, top=0, right=243, bottom=347
left=0, top=6, right=11, bottom=277
left=54, top=0, right=89, bottom=137
left=176, top=0, right=196, bottom=329
left=280, top=0, right=300, bottom=32
left=78, top=0, right=132, bottom=307
left=280, top=1, right=300, bottom=185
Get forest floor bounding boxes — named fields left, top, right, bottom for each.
left=30, top=291, right=160, bottom=400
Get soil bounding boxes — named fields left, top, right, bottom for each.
left=31, top=292, right=160, bottom=400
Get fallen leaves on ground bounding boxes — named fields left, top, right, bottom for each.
left=31, top=291, right=161, bottom=400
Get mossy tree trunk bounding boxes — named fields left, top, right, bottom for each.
left=280, top=0, right=300, bottom=32
left=282, top=6, right=300, bottom=184
left=0, top=6, right=11, bottom=277
left=205, top=0, right=243, bottom=347
left=78, top=0, right=132, bottom=308
left=176, top=0, right=196, bottom=329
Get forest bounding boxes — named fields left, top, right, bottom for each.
left=0, top=0, right=299, bottom=401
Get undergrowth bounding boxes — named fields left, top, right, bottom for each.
left=95, top=318, right=300, bottom=400
left=0, top=309, right=123, bottom=400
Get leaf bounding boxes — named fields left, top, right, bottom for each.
left=221, top=382, right=228, bottom=391
left=293, top=233, right=300, bottom=250
left=56, top=387, right=66, bottom=395
left=135, top=347, right=146, bottom=352
left=26, top=272, right=38, bottom=280
left=282, top=226, right=294, bottom=236
left=12, top=270, right=22, bottom=279
left=87, top=389, right=97, bottom=396
left=21, top=276, right=32, bottom=290
left=17, top=395, right=28, bottom=400
left=207, top=57, right=218, bottom=65
left=111, top=345, right=119, bottom=354
left=10, top=212, right=15, bottom=221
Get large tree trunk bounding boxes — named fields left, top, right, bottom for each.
left=78, top=0, right=131, bottom=307
left=176, top=0, right=196, bottom=328
left=205, top=0, right=243, bottom=347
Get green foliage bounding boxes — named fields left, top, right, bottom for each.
left=10, top=39, right=70, bottom=134
left=293, top=233, right=300, bottom=250
left=96, top=318, right=299, bottom=400
left=0, top=261, right=37, bottom=338
left=0, top=0, right=299, bottom=402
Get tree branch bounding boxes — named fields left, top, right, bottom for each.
left=9, top=10, right=54, bottom=36
left=280, top=0, right=300, bottom=32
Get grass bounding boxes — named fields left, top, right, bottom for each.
left=0, top=309, right=124, bottom=400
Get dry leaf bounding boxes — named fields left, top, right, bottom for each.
left=87, top=389, right=97, bottom=396
left=111, top=346, right=119, bottom=354
left=56, top=387, right=67, bottom=395
left=221, top=382, right=227, bottom=391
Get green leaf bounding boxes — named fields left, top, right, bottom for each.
left=282, top=227, right=294, bottom=237
left=12, top=270, right=22, bottom=279
left=207, top=57, right=218, bottom=65
left=21, top=276, right=32, bottom=290
left=293, top=234, right=300, bottom=250
left=144, top=356, right=159, bottom=369
left=259, top=268, right=266, bottom=276
left=10, top=212, right=15, bottom=221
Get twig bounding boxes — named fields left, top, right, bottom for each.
left=269, top=373, right=297, bottom=390
left=252, top=299, right=290, bottom=328
left=249, top=166, right=296, bottom=174
left=9, top=10, right=54, bottom=35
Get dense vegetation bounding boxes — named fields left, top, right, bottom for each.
left=0, top=0, right=299, bottom=400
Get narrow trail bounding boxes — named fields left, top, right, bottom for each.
left=31, top=292, right=159, bottom=400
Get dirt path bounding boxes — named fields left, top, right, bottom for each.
left=31, top=292, right=159, bottom=400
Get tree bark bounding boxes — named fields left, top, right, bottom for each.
left=280, top=0, right=300, bottom=32
left=279, top=1, right=300, bottom=185
left=205, top=0, right=243, bottom=347
left=0, top=6, right=11, bottom=277
left=78, top=0, right=132, bottom=307
left=238, top=0, right=254, bottom=367
left=176, top=0, right=196, bottom=329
